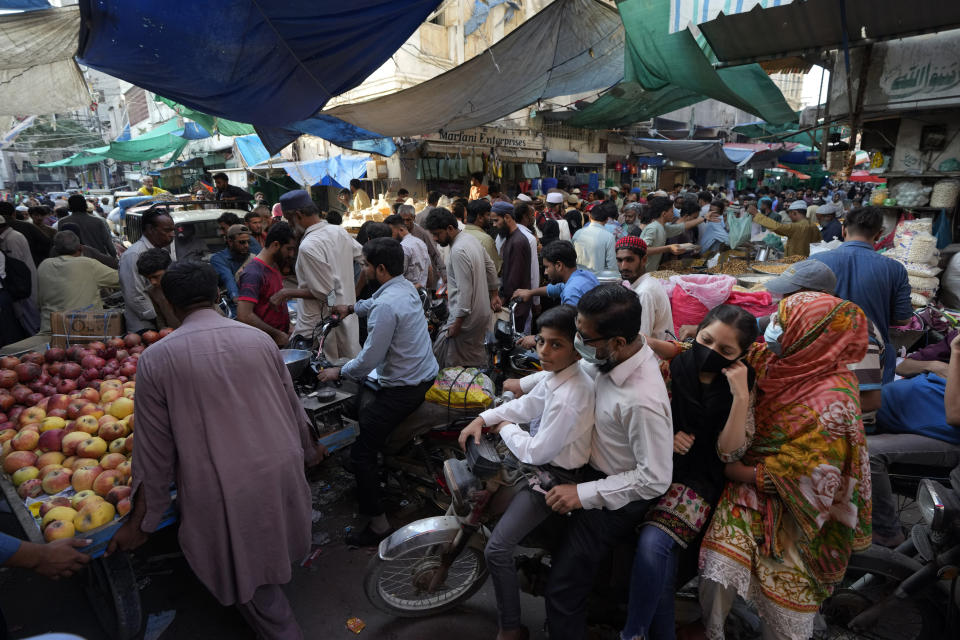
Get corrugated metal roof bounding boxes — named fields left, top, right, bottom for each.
left=700, top=0, right=960, bottom=66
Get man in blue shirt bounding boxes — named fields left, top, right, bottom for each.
left=319, top=238, right=439, bottom=547
left=811, top=206, right=912, bottom=383
left=514, top=240, right=599, bottom=309
left=572, top=202, right=617, bottom=273
left=210, top=224, right=255, bottom=314
left=816, top=203, right=843, bottom=242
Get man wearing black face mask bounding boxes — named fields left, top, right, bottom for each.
left=516, top=284, right=673, bottom=640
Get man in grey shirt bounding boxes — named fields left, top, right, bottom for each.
left=58, top=195, right=117, bottom=260
left=118, top=210, right=176, bottom=332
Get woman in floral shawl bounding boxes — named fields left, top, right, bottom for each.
left=698, top=291, right=872, bottom=640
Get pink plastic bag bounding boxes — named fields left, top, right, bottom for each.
left=668, top=274, right=736, bottom=309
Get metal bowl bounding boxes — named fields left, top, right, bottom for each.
left=280, top=349, right=312, bottom=379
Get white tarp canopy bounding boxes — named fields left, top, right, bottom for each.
left=0, top=6, right=88, bottom=115
left=324, top=0, right=624, bottom=137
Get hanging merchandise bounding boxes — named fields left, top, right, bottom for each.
left=439, top=154, right=451, bottom=180
left=588, top=172, right=600, bottom=192
left=456, top=151, right=468, bottom=178
left=416, top=157, right=424, bottom=180
left=468, top=151, right=483, bottom=174
left=630, top=162, right=638, bottom=175
left=615, top=161, right=623, bottom=172
left=934, top=210, right=953, bottom=250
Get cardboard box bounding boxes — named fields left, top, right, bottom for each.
left=49, top=310, right=125, bottom=348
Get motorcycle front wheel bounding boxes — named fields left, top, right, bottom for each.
left=364, top=543, right=488, bottom=617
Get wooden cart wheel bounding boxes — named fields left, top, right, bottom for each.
left=85, top=551, right=143, bottom=640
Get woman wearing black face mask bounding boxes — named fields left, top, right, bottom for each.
left=621, top=304, right=758, bottom=640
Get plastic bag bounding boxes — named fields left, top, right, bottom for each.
left=726, top=211, right=752, bottom=249
left=895, top=230, right=938, bottom=264
left=911, top=292, right=932, bottom=307
left=909, top=275, right=939, bottom=298
left=425, top=367, right=494, bottom=409
left=668, top=274, right=736, bottom=310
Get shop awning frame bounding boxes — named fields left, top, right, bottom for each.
left=699, top=0, right=960, bottom=68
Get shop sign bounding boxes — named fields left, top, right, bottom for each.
left=829, top=31, right=960, bottom=116
left=424, top=127, right=544, bottom=150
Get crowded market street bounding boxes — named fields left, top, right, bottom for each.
left=1, top=1, right=960, bottom=640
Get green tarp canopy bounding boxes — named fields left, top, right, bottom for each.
left=154, top=96, right=256, bottom=137
left=37, top=131, right=187, bottom=167
left=569, top=0, right=796, bottom=129
left=733, top=120, right=848, bottom=146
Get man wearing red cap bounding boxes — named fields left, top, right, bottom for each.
left=615, top=235, right=673, bottom=340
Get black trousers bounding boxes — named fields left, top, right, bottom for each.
left=545, top=498, right=652, bottom=640
left=352, top=380, right=433, bottom=516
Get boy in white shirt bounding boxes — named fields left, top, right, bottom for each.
left=458, top=304, right=594, bottom=640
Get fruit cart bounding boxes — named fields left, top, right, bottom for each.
left=0, top=470, right=173, bottom=640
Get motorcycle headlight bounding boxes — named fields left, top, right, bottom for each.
left=917, top=479, right=946, bottom=530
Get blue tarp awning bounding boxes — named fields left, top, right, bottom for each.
left=234, top=134, right=280, bottom=168
left=252, top=155, right=370, bottom=189
left=76, top=0, right=441, bottom=154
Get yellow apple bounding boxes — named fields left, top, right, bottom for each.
left=108, top=397, right=134, bottom=419
left=36, top=451, right=65, bottom=469
left=73, top=415, right=100, bottom=436
left=44, top=519, right=76, bottom=542
left=70, top=489, right=97, bottom=509
left=41, top=505, right=78, bottom=528
left=40, top=417, right=66, bottom=432
left=41, top=468, right=73, bottom=494
left=61, top=431, right=90, bottom=456
left=11, top=465, right=39, bottom=487
left=108, top=437, right=126, bottom=454
left=71, top=465, right=102, bottom=492
left=74, top=500, right=115, bottom=532
left=76, top=437, right=107, bottom=459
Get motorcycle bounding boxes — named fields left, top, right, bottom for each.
left=485, top=298, right=541, bottom=393
left=823, top=465, right=960, bottom=639
left=364, top=435, right=632, bottom=623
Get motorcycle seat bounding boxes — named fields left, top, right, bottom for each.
left=383, top=400, right=476, bottom=455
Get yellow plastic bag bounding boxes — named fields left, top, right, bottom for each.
left=425, top=367, right=495, bottom=410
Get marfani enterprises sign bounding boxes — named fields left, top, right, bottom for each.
left=425, top=127, right=544, bottom=150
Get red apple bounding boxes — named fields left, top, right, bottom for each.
left=61, top=431, right=90, bottom=455
left=129, top=345, right=145, bottom=355
left=99, top=452, right=126, bottom=470
left=0, top=428, right=16, bottom=443
left=12, top=429, right=40, bottom=451
left=47, top=407, right=68, bottom=420
left=106, top=485, right=132, bottom=505
left=11, top=384, right=31, bottom=405
left=82, top=368, right=100, bottom=381
left=107, top=337, right=125, bottom=350
left=71, top=465, right=102, bottom=492
left=98, top=421, right=125, bottom=442
left=116, top=459, right=132, bottom=479
left=116, top=496, right=132, bottom=516
left=79, top=388, right=100, bottom=403
left=25, top=392, right=44, bottom=406
left=66, top=400, right=90, bottom=420
left=0, top=370, right=17, bottom=389
left=0, top=392, right=13, bottom=411
left=39, top=496, right=71, bottom=516
left=80, top=355, right=105, bottom=370
left=119, top=363, right=136, bottom=377
left=20, top=352, right=44, bottom=366
left=0, top=356, right=20, bottom=370
left=123, top=333, right=142, bottom=348
left=59, top=363, right=82, bottom=380
left=92, top=469, right=122, bottom=497
left=41, top=468, right=73, bottom=494
left=38, top=429, right=65, bottom=453
left=142, top=331, right=159, bottom=344
left=13, top=363, right=40, bottom=383
left=123, top=433, right=134, bottom=454
left=44, top=348, right=66, bottom=363
left=17, top=478, right=43, bottom=499
left=3, top=450, right=38, bottom=474
left=19, top=406, right=45, bottom=425
left=7, top=405, right=23, bottom=424
left=55, top=380, right=77, bottom=395
left=47, top=394, right=71, bottom=412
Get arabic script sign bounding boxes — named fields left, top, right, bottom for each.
left=829, top=31, right=960, bottom=117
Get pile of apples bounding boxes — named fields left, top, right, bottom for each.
left=0, top=331, right=166, bottom=542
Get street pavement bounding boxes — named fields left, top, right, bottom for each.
left=0, top=452, right=546, bottom=640
left=0, top=452, right=887, bottom=639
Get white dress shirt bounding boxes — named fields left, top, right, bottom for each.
left=631, top=273, right=673, bottom=340
left=519, top=342, right=673, bottom=510
left=480, top=362, right=594, bottom=469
